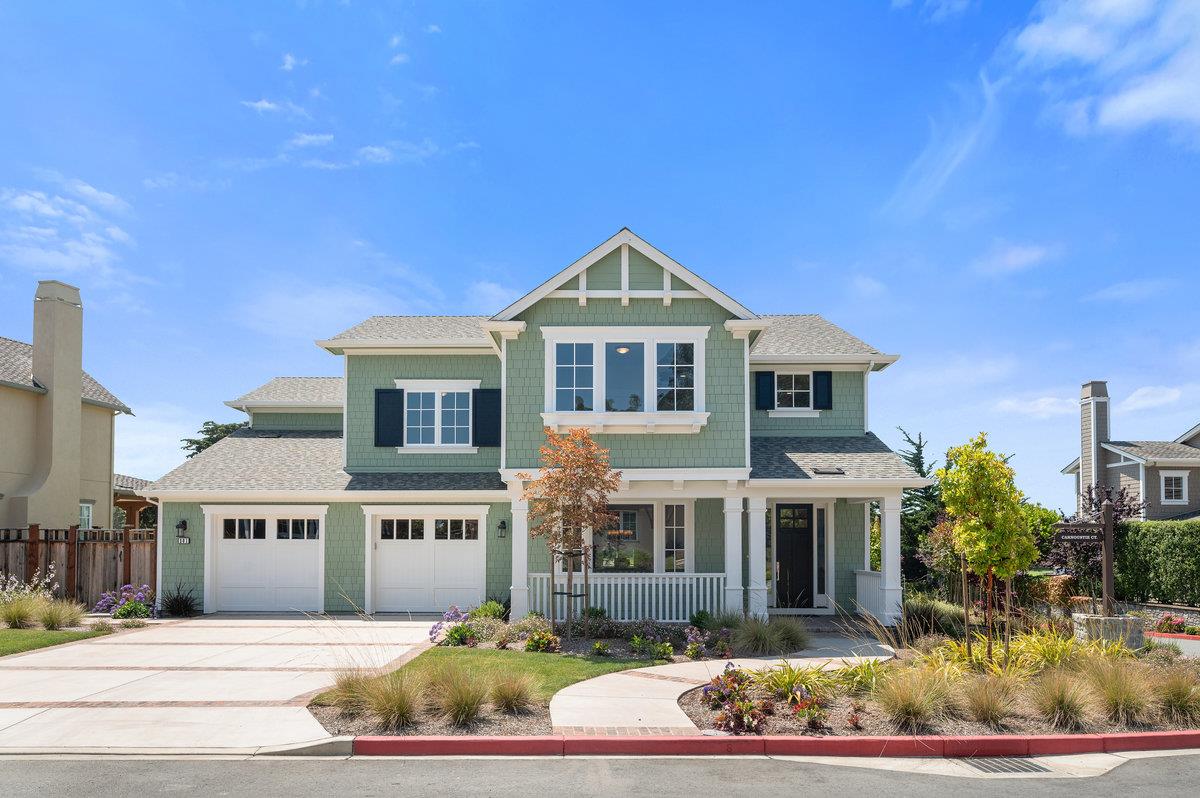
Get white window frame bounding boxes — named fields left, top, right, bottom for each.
left=393, top=379, right=480, bottom=453
left=768, top=371, right=820, bottom=418
left=553, top=500, right=695, bottom=574
left=1161, top=470, right=1189, bottom=505
left=540, top=326, right=710, bottom=434
left=79, top=501, right=94, bottom=529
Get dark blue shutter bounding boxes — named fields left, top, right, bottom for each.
left=472, top=388, right=501, bottom=447
left=754, top=371, right=775, bottom=410
left=813, top=371, right=833, bottom=410
left=375, top=388, right=405, bottom=447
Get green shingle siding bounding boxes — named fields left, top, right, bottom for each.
left=834, top=499, right=865, bottom=610
left=587, top=251, right=621, bottom=289
left=346, top=354, right=500, bottom=472
left=250, top=411, right=343, bottom=431
left=506, top=298, right=746, bottom=469
left=627, top=248, right=661, bottom=289
left=750, top=370, right=865, bottom=436
left=160, top=502, right=206, bottom=610
left=324, top=503, right=365, bottom=612
left=693, top=498, right=724, bottom=573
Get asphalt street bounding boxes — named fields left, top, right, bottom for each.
left=3, top=754, right=1199, bottom=797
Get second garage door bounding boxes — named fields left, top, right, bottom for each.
left=373, top=512, right=486, bottom=612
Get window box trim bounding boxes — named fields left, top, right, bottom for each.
left=540, top=410, right=710, bottom=434
left=767, top=408, right=822, bottom=418
left=393, top=379, right=482, bottom=449
left=1161, top=470, right=1189, bottom=505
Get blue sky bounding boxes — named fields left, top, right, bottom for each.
left=1, top=1, right=1197, bottom=511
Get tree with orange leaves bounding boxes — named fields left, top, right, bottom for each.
left=519, top=427, right=622, bottom=636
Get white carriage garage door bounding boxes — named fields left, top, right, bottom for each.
left=371, top=506, right=487, bottom=613
left=212, top=512, right=324, bottom=612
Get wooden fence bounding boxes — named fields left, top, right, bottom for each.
left=0, top=525, right=157, bottom=608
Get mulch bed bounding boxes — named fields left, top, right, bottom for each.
left=310, top=703, right=554, bottom=737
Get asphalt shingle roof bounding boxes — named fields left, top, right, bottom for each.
left=751, top=315, right=888, bottom=359
left=230, top=376, right=344, bottom=406
left=750, top=434, right=922, bottom=481
left=147, top=429, right=504, bottom=492
left=1106, top=440, right=1200, bottom=461
left=0, top=336, right=130, bottom=413
left=327, top=316, right=491, bottom=344
left=113, top=474, right=150, bottom=493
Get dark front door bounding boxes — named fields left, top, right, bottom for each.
left=775, top=504, right=813, bottom=609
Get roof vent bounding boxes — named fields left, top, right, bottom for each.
left=812, top=467, right=846, bottom=476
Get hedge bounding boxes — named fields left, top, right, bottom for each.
left=1115, top=520, right=1200, bottom=606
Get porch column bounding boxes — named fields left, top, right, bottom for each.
left=746, top=497, right=768, bottom=619
left=880, top=493, right=903, bottom=623
left=509, top=498, right=530, bottom=619
left=723, top=497, right=744, bottom=615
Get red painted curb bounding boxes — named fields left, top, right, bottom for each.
left=1146, top=631, right=1200, bottom=641
left=350, top=730, right=1200, bottom=757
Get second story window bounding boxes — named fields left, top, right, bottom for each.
left=605, top=342, right=644, bottom=411
left=394, top=379, right=481, bottom=449
left=776, top=372, right=812, bottom=409
left=555, top=343, right=594, bottom=411
left=656, top=343, right=694, bottom=411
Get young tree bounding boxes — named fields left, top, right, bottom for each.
left=897, top=428, right=942, bottom=581
left=520, top=428, right=622, bottom=636
left=936, top=433, right=1038, bottom=660
left=182, top=420, right=248, bottom=458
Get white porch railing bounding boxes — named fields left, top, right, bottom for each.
left=528, top=572, right=727, bottom=623
left=854, top=570, right=885, bottom=619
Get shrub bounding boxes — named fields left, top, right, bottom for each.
left=328, top=669, right=374, bottom=715
left=113, top=600, right=150, bottom=620
left=430, top=664, right=487, bottom=726
left=1139, top=639, right=1182, bottom=665
left=901, top=594, right=964, bottom=637
left=1032, top=671, right=1091, bottom=730
left=1186, top=626, right=1200, bottom=636
left=1154, top=614, right=1187, bottom=634
left=465, top=616, right=507, bottom=642
left=702, top=664, right=753, bottom=709
left=38, top=599, right=84, bottom=630
left=756, top=661, right=837, bottom=704
left=1115, top=520, right=1200, bottom=605
left=1155, top=667, right=1200, bottom=723
left=1012, top=629, right=1079, bottom=671
left=689, top=609, right=712, bottom=629
left=442, top=622, right=478, bottom=647
left=120, top=618, right=147, bottom=629
left=0, top=565, right=57, bottom=604
left=1084, top=659, right=1152, bottom=726
left=714, top=697, right=767, bottom=735
left=959, top=675, right=1013, bottom=727
left=685, top=643, right=703, bottom=660
left=160, top=582, right=199, bottom=618
left=94, top=584, right=153, bottom=617
left=524, top=630, right=560, bottom=653
left=651, top=640, right=674, bottom=659
left=836, top=658, right=887, bottom=696
left=591, top=641, right=610, bottom=657
left=1, top=595, right=47, bottom=629
left=732, top=617, right=808, bottom=656
left=581, top=605, right=608, bottom=620
left=873, top=667, right=953, bottom=732
left=428, top=605, right=468, bottom=642
left=365, top=672, right=422, bottom=730
left=622, top=618, right=688, bottom=646
left=510, top=613, right=552, bottom=639
left=90, top=619, right=113, bottom=634
left=469, top=600, right=506, bottom=620
left=705, top=610, right=745, bottom=632
left=491, top=675, right=533, bottom=714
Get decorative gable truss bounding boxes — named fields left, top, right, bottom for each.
left=492, top=228, right=757, bottom=319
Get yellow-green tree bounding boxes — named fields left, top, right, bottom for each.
left=936, top=433, right=1038, bottom=660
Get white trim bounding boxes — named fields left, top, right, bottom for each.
left=342, top=354, right=349, bottom=467
left=399, top=446, right=480, bottom=454
left=540, top=410, right=710, bottom=434
left=152, top=498, right=163, bottom=610
left=500, top=336, right=508, bottom=471
left=317, top=339, right=495, bottom=355
left=499, top=467, right=749, bottom=483
left=1160, top=470, right=1189, bottom=505
left=1140, top=464, right=1147, bottom=520
left=394, top=379, right=481, bottom=391
left=749, top=354, right=899, bottom=368
left=620, top=242, right=630, bottom=306
left=146, top=489, right=509, bottom=502
left=492, top=228, right=757, bottom=321
left=1099, top=442, right=1147, bottom=465
left=1174, top=423, right=1200, bottom=445
left=768, top=408, right=821, bottom=418
left=743, top=334, right=751, bottom=471
left=863, top=369, right=870, bottom=432
left=395, top=379, right=481, bottom=449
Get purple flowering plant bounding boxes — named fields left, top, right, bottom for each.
left=93, top=584, right=154, bottom=617
left=428, top=604, right=468, bottom=642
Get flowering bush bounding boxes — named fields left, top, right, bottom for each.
left=0, top=565, right=57, bottom=603
left=685, top=642, right=703, bottom=660
left=442, top=622, right=478, bottom=647
left=113, top=600, right=151, bottom=619
left=524, top=630, right=561, bottom=652
left=708, top=627, right=734, bottom=659
left=790, top=685, right=828, bottom=729
left=93, top=584, right=153, bottom=617
left=701, top=663, right=752, bottom=709
left=428, top=605, right=468, bottom=642
left=1155, top=615, right=1187, bottom=634
left=714, top=697, right=767, bottom=735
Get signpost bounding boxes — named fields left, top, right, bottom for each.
left=1053, top=499, right=1115, bottom=616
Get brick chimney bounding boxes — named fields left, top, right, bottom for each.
left=8, top=281, right=84, bottom=528
left=1079, top=380, right=1110, bottom=500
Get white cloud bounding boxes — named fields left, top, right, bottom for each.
left=425, top=24, right=442, bottom=34
left=895, top=353, right=1018, bottom=392
left=389, top=34, right=404, bottom=48
left=971, top=239, right=1058, bottom=276
left=850, top=274, right=887, bottom=297
left=240, top=98, right=310, bottom=118
left=357, top=145, right=393, bottom=164
left=389, top=53, right=411, bottom=66
left=1119, top=385, right=1182, bottom=412
left=286, top=132, right=334, bottom=149
left=1012, top=0, right=1200, bottom=137
left=892, top=0, right=974, bottom=24
left=280, top=53, right=307, bottom=71
left=114, top=402, right=200, bottom=481
left=883, top=72, right=999, bottom=219
left=141, top=172, right=226, bottom=191
left=1083, top=278, right=1172, bottom=302
left=464, top=280, right=521, bottom=314
left=995, top=395, right=1077, bottom=419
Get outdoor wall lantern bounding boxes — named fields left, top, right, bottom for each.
left=497, top=519, right=507, bottom=538
left=175, top=519, right=190, bottom=545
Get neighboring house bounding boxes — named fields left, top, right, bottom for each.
left=143, top=229, right=927, bottom=621
left=113, top=473, right=153, bottom=528
left=0, top=281, right=132, bottom=530
left=1062, top=380, right=1200, bottom=521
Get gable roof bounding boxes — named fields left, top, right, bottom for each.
left=1101, top=440, right=1200, bottom=465
left=226, top=376, right=345, bottom=410
left=491, top=228, right=756, bottom=322
left=1175, top=422, right=1200, bottom=446
left=750, top=315, right=897, bottom=367
left=0, top=335, right=131, bottom=413
left=316, top=316, right=492, bottom=354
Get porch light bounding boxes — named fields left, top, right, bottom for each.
left=497, top=519, right=507, bottom=538
left=615, top=346, right=630, bottom=354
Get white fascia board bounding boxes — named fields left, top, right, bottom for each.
left=224, top=401, right=343, bottom=412
left=499, top=467, right=751, bottom=483
left=1099, top=442, right=1147, bottom=464
left=1174, top=423, right=1200, bottom=444
left=724, top=319, right=770, bottom=339
left=316, top=339, right=495, bottom=355
left=1148, top=458, right=1200, bottom=467
left=491, top=228, right=757, bottom=321
left=144, top=489, right=511, bottom=503
left=746, top=478, right=934, bottom=490
left=749, top=354, right=899, bottom=370
left=1061, top=457, right=1081, bottom=475
left=201, top=503, right=329, bottom=516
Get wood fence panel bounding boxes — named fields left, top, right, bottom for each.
left=0, top=529, right=157, bottom=607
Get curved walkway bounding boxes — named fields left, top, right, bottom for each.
left=550, top=635, right=892, bottom=735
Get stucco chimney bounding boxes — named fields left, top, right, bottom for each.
left=1079, top=380, right=1110, bottom=499
left=23, top=280, right=84, bottom=527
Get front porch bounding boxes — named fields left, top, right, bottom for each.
left=510, top=490, right=904, bottom=625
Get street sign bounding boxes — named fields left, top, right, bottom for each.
left=1055, top=529, right=1102, bottom=544
left=1053, top=499, right=1115, bottom=616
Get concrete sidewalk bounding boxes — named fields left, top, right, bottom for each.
left=550, top=635, right=892, bottom=735
left=0, top=615, right=428, bottom=753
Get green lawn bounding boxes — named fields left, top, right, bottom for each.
left=0, top=628, right=109, bottom=657
left=314, top=647, right=659, bottom=706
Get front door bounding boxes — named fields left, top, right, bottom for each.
left=775, top=504, right=813, bottom=609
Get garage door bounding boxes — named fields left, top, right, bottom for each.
left=374, top=514, right=485, bottom=612
left=215, top=516, right=322, bottom=611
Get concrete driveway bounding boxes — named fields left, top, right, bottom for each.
left=0, top=616, right=429, bottom=753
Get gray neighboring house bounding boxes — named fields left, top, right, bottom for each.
left=1063, top=380, right=1200, bottom=520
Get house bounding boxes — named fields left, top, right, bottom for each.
left=113, top=473, right=154, bottom=529
left=1063, top=380, right=1200, bottom=520
left=143, top=230, right=927, bottom=622
left=0, top=281, right=132, bottom=530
